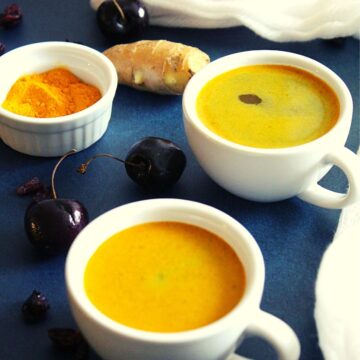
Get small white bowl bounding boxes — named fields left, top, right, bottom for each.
left=0, top=41, right=118, bottom=157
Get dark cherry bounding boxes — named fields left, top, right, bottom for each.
left=25, top=199, right=88, bottom=255
left=22, top=290, right=50, bottom=323
left=125, top=137, right=186, bottom=191
left=0, top=3, right=22, bottom=28
left=78, top=137, right=186, bottom=192
left=96, top=0, right=148, bottom=42
left=24, top=150, right=89, bottom=255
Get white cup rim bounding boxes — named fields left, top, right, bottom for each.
left=0, top=41, right=118, bottom=126
left=183, top=50, right=353, bottom=155
left=65, top=198, right=265, bottom=343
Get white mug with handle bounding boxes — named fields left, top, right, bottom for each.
left=66, top=199, right=300, bottom=360
left=183, top=50, right=360, bottom=209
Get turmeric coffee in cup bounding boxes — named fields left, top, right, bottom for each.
left=196, top=64, right=339, bottom=149
left=66, top=199, right=300, bottom=360
left=183, top=50, right=360, bottom=209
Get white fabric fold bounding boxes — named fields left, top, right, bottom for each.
left=142, top=0, right=360, bottom=42
left=314, top=148, right=360, bottom=360
left=90, top=0, right=360, bottom=42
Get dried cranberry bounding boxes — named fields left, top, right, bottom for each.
left=48, top=328, right=83, bottom=350
left=0, top=3, right=22, bottom=28
left=21, top=290, right=50, bottom=323
left=17, top=177, right=45, bottom=196
left=0, top=42, right=5, bottom=55
left=48, top=328, right=89, bottom=359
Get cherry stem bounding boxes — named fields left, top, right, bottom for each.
left=77, top=153, right=143, bottom=175
left=111, top=0, right=126, bottom=21
left=51, top=149, right=77, bottom=199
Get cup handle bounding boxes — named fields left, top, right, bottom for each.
left=297, top=147, right=360, bottom=209
left=228, top=310, right=300, bottom=360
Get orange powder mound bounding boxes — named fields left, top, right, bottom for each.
left=2, top=67, right=102, bottom=118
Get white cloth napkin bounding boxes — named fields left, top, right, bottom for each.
left=90, top=0, right=360, bottom=42
left=142, top=0, right=360, bottom=42
left=315, top=148, right=360, bottom=360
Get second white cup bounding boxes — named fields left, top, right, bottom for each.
left=183, top=50, right=360, bottom=209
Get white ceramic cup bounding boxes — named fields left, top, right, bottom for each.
left=182, top=50, right=360, bottom=209
left=66, top=198, right=300, bottom=360
left=0, top=41, right=117, bottom=157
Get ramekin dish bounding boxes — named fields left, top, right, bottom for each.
left=0, top=41, right=118, bottom=157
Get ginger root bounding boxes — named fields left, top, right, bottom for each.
left=103, top=40, right=210, bottom=95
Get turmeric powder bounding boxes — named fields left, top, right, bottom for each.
left=2, top=67, right=102, bottom=118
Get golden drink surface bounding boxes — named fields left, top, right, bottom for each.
left=84, top=221, right=246, bottom=332
left=196, top=65, right=339, bottom=148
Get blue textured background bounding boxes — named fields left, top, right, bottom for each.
left=0, top=1, right=359, bottom=359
